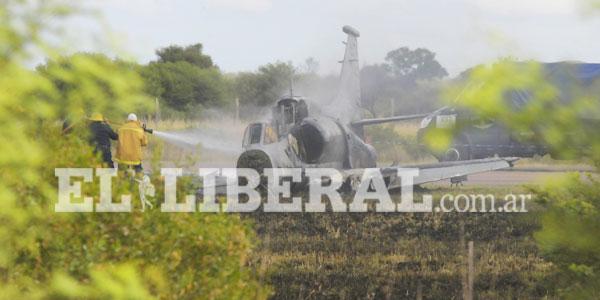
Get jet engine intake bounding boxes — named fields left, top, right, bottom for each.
left=290, top=118, right=347, bottom=165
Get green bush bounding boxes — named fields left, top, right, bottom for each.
left=449, top=59, right=600, bottom=298
left=0, top=1, right=269, bottom=298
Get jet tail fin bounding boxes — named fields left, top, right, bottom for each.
left=324, top=25, right=362, bottom=123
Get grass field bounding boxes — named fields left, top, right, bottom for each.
left=248, top=187, right=555, bottom=299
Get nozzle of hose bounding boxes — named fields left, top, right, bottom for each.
left=142, top=123, right=153, bottom=134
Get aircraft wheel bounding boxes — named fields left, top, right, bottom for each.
left=441, top=136, right=472, bottom=161
left=443, top=148, right=461, bottom=161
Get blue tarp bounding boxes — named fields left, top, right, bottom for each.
left=543, top=62, right=600, bottom=83
left=507, top=62, right=600, bottom=109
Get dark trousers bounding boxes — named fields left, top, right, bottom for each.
left=94, top=145, right=113, bottom=166
left=119, top=163, right=143, bottom=173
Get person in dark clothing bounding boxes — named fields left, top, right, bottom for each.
left=88, top=113, right=118, bottom=166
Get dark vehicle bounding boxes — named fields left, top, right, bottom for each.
left=415, top=62, right=600, bottom=161
left=416, top=106, right=546, bottom=161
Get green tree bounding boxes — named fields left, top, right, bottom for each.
left=156, top=43, right=214, bottom=69
left=360, top=47, right=447, bottom=116
left=141, top=61, right=229, bottom=114
left=140, top=43, right=231, bottom=117
left=385, top=47, right=448, bottom=82
left=232, top=61, right=295, bottom=116
left=360, top=64, right=390, bottom=117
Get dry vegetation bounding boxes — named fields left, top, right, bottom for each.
left=248, top=187, right=554, bottom=299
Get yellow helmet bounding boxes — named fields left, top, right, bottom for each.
left=89, top=112, right=104, bottom=122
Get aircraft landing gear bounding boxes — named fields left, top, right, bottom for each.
left=450, top=175, right=467, bottom=187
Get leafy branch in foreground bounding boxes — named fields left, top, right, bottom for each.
left=444, top=60, right=600, bottom=298
left=0, top=1, right=269, bottom=299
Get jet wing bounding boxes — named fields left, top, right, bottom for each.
left=350, top=113, right=428, bottom=127
left=197, top=157, right=518, bottom=196
left=343, top=157, right=518, bottom=189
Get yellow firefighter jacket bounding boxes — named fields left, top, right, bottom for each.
left=115, top=120, right=148, bottom=165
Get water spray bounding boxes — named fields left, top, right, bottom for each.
left=152, top=129, right=242, bottom=154
left=103, top=118, right=240, bottom=154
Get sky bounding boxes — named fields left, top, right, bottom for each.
left=71, top=0, right=600, bottom=76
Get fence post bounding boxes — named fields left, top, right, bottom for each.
left=460, top=218, right=468, bottom=300
left=467, top=241, right=474, bottom=300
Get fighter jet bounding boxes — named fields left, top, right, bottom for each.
left=233, top=25, right=517, bottom=191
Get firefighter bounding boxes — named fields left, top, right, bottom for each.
left=115, top=113, right=148, bottom=173
left=88, top=112, right=118, bottom=166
